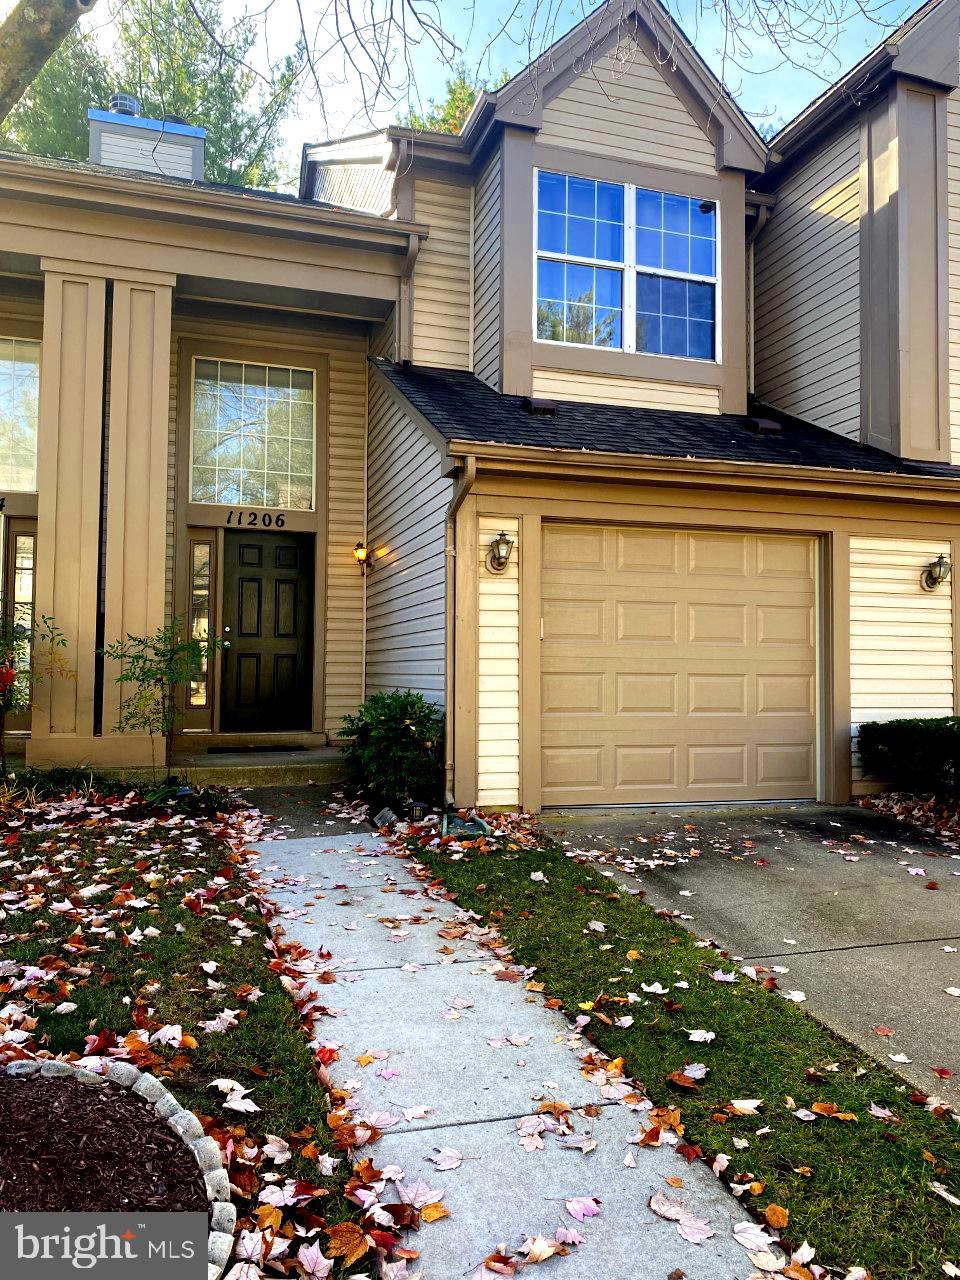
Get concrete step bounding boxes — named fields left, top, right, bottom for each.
left=171, top=746, right=348, bottom=787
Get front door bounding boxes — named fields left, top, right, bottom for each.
left=220, top=530, right=314, bottom=732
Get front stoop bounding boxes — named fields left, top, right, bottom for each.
left=171, top=746, right=347, bottom=787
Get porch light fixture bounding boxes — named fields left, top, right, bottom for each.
left=486, top=530, right=515, bottom=574
left=353, top=542, right=370, bottom=575
left=921, top=552, right=952, bottom=592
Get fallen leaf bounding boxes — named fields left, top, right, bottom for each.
left=420, top=1201, right=450, bottom=1224
left=565, top=1195, right=602, bottom=1222
left=325, top=1222, right=369, bottom=1266
left=427, top=1148, right=463, bottom=1171
left=764, top=1204, right=789, bottom=1229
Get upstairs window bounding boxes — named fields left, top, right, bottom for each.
left=0, top=337, right=40, bottom=492
left=535, top=170, right=718, bottom=362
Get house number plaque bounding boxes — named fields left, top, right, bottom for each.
left=224, top=509, right=287, bottom=528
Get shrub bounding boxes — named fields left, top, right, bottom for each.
left=857, top=716, right=960, bottom=795
left=341, top=690, right=444, bottom=807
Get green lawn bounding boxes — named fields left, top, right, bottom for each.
left=0, top=778, right=364, bottom=1271
left=410, top=827, right=960, bottom=1279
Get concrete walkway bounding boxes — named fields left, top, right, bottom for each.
left=249, top=831, right=764, bottom=1279
left=544, top=803, right=960, bottom=1100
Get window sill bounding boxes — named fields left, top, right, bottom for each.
left=531, top=341, right=723, bottom=386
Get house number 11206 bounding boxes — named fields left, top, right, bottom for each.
left=225, top=510, right=286, bottom=528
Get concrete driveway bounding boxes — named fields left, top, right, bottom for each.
left=543, top=803, right=960, bottom=1099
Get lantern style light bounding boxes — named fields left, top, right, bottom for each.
left=486, top=530, right=515, bottom=573
left=353, top=542, right=370, bottom=575
left=921, top=552, right=952, bottom=591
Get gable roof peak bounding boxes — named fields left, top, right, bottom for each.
left=490, top=0, right=767, bottom=173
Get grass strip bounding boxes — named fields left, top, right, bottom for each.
left=409, top=828, right=960, bottom=1279
left=0, top=782, right=363, bottom=1266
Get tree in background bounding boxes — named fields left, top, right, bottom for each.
left=0, top=26, right=109, bottom=163
left=0, top=0, right=296, bottom=189
left=400, top=64, right=510, bottom=135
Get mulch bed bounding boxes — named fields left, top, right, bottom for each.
left=0, top=1075, right=208, bottom=1213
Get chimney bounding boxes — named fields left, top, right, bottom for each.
left=88, top=93, right=206, bottom=181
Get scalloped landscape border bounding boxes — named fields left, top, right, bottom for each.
left=4, top=1058, right=236, bottom=1280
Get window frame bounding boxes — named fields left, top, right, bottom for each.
left=532, top=167, right=722, bottom=365
left=188, top=355, right=319, bottom=513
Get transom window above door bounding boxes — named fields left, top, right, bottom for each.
left=191, top=358, right=316, bottom=510
left=0, top=337, right=40, bottom=492
left=535, top=169, right=718, bottom=361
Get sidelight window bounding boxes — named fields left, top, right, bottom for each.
left=0, top=338, right=40, bottom=492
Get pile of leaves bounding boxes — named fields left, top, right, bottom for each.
left=859, top=792, right=960, bottom=848
left=400, top=812, right=960, bottom=1280
left=0, top=780, right=409, bottom=1278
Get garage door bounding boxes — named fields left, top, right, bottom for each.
left=540, top=525, right=817, bottom=805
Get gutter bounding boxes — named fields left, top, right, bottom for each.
left=443, top=456, right=477, bottom=806
left=441, top=439, right=960, bottom=503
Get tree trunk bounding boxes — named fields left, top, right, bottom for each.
left=0, top=0, right=100, bottom=122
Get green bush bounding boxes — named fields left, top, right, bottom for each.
left=857, top=716, right=960, bottom=794
left=341, top=690, right=444, bottom=807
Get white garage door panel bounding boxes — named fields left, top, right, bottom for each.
left=541, top=525, right=818, bottom=805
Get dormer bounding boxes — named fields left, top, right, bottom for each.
left=301, top=1, right=766, bottom=414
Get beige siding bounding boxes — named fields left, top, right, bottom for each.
left=98, top=132, right=195, bottom=179
left=850, top=537, right=955, bottom=782
left=537, top=37, right=716, bottom=175
left=325, top=347, right=368, bottom=734
left=531, top=368, right=721, bottom=412
left=473, top=148, right=501, bottom=390
left=412, top=180, right=473, bottom=370
left=947, top=89, right=960, bottom=464
left=754, top=121, right=861, bottom=439
left=366, top=315, right=451, bottom=700
left=477, top=514, right=521, bottom=810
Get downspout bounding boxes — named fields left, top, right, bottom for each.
left=443, top=455, right=477, bottom=806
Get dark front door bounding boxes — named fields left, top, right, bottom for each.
left=221, top=531, right=314, bottom=732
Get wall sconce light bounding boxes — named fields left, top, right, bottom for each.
left=921, top=552, right=952, bottom=591
left=353, top=542, right=370, bottom=575
left=485, top=529, right=515, bottom=573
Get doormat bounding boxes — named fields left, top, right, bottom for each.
left=208, top=745, right=308, bottom=755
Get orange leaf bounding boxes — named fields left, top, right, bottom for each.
left=421, top=1202, right=449, bottom=1224
left=764, top=1203, right=789, bottom=1230
left=810, top=1102, right=838, bottom=1117
left=325, top=1221, right=370, bottom=1266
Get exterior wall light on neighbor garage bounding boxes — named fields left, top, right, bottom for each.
left=486, top=530, right=515, bottom=574
left=921, top=552, right=952, bottom=591
left=353, top=542, right=370, bottom=575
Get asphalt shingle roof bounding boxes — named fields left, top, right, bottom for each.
left=372, top=359, right=960, bottom=479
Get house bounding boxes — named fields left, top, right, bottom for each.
left=1, top=0, right=959, bottom=810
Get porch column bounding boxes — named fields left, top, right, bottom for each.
left=27, top=266, right=106, bottom=765
left=100, top=273, right=174, bottom=763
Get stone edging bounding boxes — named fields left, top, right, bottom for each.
left=4, top=1058, right=236, bottom=1280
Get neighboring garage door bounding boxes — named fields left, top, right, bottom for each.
left=540, top=524, right=817, bottom=805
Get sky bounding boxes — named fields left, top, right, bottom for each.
left=264, top=0, right=919, bottom=158
left=9, top=0, right=920, bottom=179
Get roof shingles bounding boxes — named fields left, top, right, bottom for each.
left=372, top=359, right=960, bottom=479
